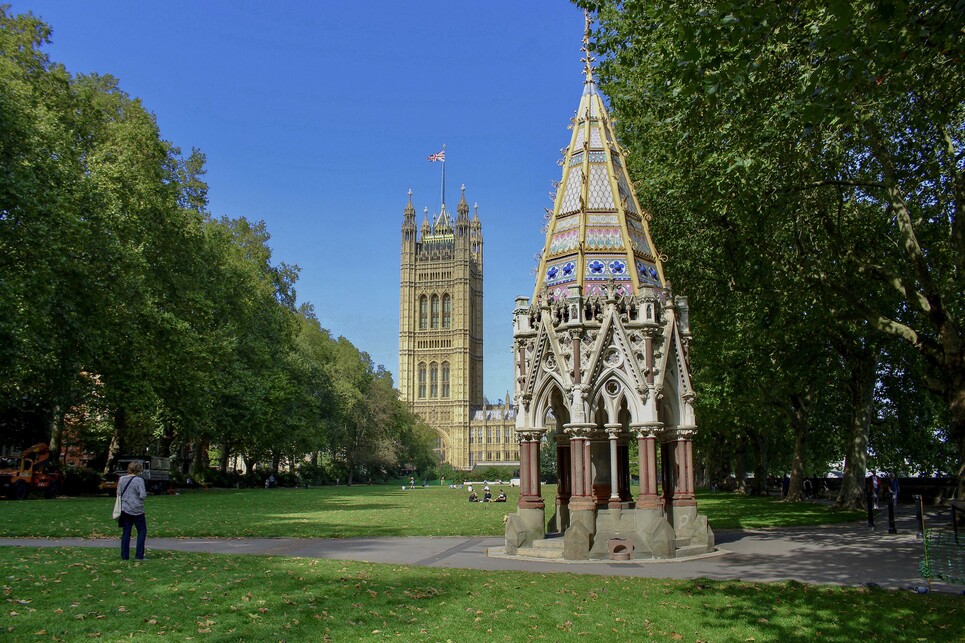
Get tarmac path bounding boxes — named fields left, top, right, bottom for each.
left=1, top=505, right=960, bottom=594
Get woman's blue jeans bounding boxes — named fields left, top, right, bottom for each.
left=120, top=513, right=147, bottom=560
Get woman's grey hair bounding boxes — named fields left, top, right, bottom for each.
left=127, top=461, right=143, bottom=475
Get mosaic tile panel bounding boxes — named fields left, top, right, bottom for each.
left=616, top=172, right=637, bottom=214
left=554, top=214, right=580, bottom=232
left=585, top=257, right=632, bottom=281
left=628, top=229, right=652, bottom=255
left=588, top=165, right=615, bottom=210
left=544, top=259, right=577, bottom=286
left=588, top=214, right=618, bottom=225
left=590, top=127, right=603, bottom=149
left=585, top=227, right=624, bottom=250
left=636, top=260, right=661, bottom=286
left=574, top=127, right=585, bottom=149
left=549, top=229, right=579, bottom=255
left=588, top=151, right=607, bottom=163
left=561, top=167, right=582, bottom=214
left=585, top=282, right=632, bottom=298
left=569, top=152, right=584, bottom=167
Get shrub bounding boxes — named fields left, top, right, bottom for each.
left=62, top=466, right=102, bottom=495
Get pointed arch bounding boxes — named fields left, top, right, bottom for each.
left=430, top=295, right=440, bottom=328
left=442, top=294, right=451, bottom=328
left=419, top=296, right=428, bottom=330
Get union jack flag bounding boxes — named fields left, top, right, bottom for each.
left=427, top=150, right=445, bottom=162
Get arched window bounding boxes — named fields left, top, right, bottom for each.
left=431, top=295, right=440, bottom=328
left=419, top=296, right=428, bottom=330
left=442, top=294, right=451, bottom=328
left=441, top=361, right=450, bottom=398
left=430, top=362, right=439, bottom=397
left=417, top=363, right=426, bottom=399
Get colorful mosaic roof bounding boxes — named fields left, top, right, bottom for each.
left=533, top=23, right=665, bottom=301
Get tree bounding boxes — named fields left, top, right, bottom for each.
left=584, top=0, right=965, bottom=495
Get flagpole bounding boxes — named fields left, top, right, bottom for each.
left=440, top=143, right=447, bottom=210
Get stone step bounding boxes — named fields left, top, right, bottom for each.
left=675, top=544, right=710, bottom=558
left=531, top=538, right=564, bottom=550
left=516, top=546, right=564, bottom=559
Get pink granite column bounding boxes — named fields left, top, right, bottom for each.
left=518, top=431, right=544, bottom=510
left=635, top=424, right=662, bottom=509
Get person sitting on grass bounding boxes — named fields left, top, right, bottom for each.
left=468, top=490, right=478, bottom=502
left=495, top=489, right=507, bottom=502
left=483, top=488, right=492, bottom=502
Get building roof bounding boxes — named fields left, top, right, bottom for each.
left=533, top=17, right=665, bottom=301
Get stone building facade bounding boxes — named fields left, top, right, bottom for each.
left=399, top=187, right=518, bottom=470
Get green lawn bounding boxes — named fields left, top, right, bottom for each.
left=2, top=547, right=961, bottom=642
left=0, top=485, right=863, bottom=538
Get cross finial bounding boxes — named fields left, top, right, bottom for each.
left=581, top=10, right=595, bottom=84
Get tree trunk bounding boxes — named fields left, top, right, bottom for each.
left=837, top=346, right=878, bottom=509
left=191, top=440, right=209, bottom=477
left=949, top=369, right=965, bottom=501
left=749, top=428, right=769, bottom=496
left=103, top=407, right=128, bottom=476
left=47, top=404, right=63, bottom=463
left=157, top=419, right=176, bottom=458
left=219, top=442, right=231, bottom=472
left=786, top=391, right=813, bottom=502
left=732, top=434, right=748, bottom=494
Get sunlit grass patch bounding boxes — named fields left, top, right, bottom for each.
left=0, top=484, right=863, bottom=539
left=1, top=547, right=960, bottom=641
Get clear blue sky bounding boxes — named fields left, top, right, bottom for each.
left=13, top=0, right=590, bottom=400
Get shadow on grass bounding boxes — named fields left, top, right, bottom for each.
left=0, top=547, right=960, bottom=641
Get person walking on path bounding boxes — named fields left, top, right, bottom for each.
left=118, top=461, right=148, bottom=560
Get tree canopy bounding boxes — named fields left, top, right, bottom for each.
left=581, top=0, right=963, bottom=498
left=0, top=8, right=435, bottom=484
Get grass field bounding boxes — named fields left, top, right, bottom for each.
left=0, top=485, right=864, bottom=539
left=1, top=485, right=957, bottom=641
left=2, top=547, right=961, bottom=642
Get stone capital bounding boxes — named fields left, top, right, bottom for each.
left=516, top=428, right=545, bottom=443
left=604, top=423, right=623, bottom=439
left=563, top=423, right=596, bottom=439
left=630, top=422, right=662, bottom=439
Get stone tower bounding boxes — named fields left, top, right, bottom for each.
left=399, top=186, right=484, bottom=469
left=503, top=19, right=713, bottom=560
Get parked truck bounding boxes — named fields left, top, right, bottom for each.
left=0, top=443, right=64, bottom=500
left=101, top=455, right=172, bottom=494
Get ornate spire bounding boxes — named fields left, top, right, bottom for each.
left=403, top=189, right=415, bottom=219
left=532, top=17, right=666, bottom=302
left=457, top=184, right=470, bottom=221
left=581, top=10, right=595, bottom=88
left=421, top=206, right=431, bottom=236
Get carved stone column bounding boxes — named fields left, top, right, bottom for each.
left=564, top=424, right=595, bottom=511
left=517, top=429, right=545, bottom=509
left=605, top=424, right=621, bottom=508
left=634, top=422, right=662, bottom=510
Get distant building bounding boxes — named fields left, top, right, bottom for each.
left=398, top=186, right=518, bottom=470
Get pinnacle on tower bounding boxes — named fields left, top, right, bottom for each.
left=457, top=184, right=470, bottom=221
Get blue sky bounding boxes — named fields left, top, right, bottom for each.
left=14, top=0, right=590, bottom=399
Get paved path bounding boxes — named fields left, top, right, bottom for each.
left=2, top=505, right=960, bottom=593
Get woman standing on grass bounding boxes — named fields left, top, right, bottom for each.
left=117, top=461, right=148, bottom=561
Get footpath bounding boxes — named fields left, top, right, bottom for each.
left=1, top=504, right=961, bottom=594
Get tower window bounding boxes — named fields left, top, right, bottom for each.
left=441, top=362, right=450, bottom=398
left=430, top=362, right=438, bottom=398
left=431, top=295, right=440, bottom=329
left=442, top=294, right=451, bottom=328
left=419, top=296, right=428, bottom=330
left=418, top=363, right=426, bottom=399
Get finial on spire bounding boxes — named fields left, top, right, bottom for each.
left=581, top=10, right=595, bottom=85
